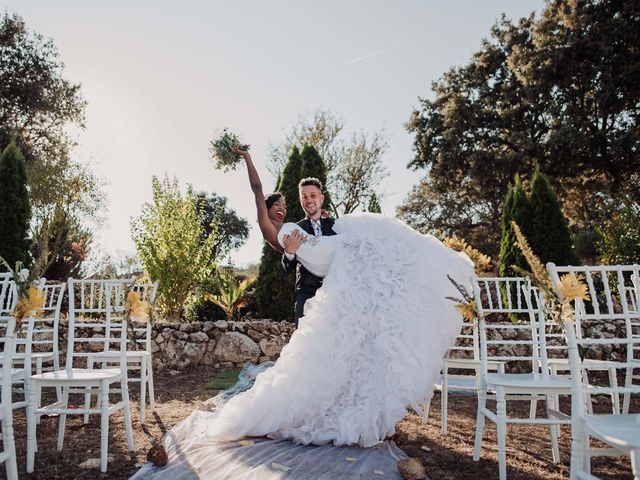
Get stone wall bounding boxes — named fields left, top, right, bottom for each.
left=55, top=318, right=295, bottom=371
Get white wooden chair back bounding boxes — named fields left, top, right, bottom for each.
left=472, top=276, right=549, bottom=378
left=0, top=273, right=17, bottom=315
left=66, top=278, right=131, bottom=374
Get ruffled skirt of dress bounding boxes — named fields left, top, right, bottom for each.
left=205, top=213, right=475, bottom=447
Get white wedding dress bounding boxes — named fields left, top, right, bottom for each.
left=131, top=213, right=474, bottom=479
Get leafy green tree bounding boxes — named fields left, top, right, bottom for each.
left=529, top=168, right=576, bottom=266
left=401, top=1, right=640, bottom=257
left=499, top=176, right=530, bottom=278
left=597, top=194, right=640, bottom=264
left=255, top=147, right=303, bottom=321
left=368, top=193, right=382, bottom=213
left=195, top=192, right=249, bottom=261
left=1, top=13, right=105, bottom=275
left=32, top=208, right=91, bottom=280
left=131, top=176, right=218, bottom=320
left=0, top=143, right=30, bottom=268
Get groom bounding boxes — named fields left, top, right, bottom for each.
left=282, top=177, right=336, bottom=326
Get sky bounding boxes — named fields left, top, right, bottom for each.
left=5, top=1, right=544, bottom=268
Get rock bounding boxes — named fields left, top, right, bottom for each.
left=169, top=369, right=181, bottom=376
left=150, top=340, right=160, bottom=354
left=179, top=342, right=206, bottom=367
left=259, top=337, right=286, bottom=357
left=397, top=457, right=426, bottom=480
left=213, top=332, right=260, bottom=363
left=259, top=355, right=271, bottom=363
left=189, top=332, right=208, bottom=343
left=173, top=331, right=188, bottom=340
left=213, top=320, right=228, bottom=329
left=202, top=321, right=215, bottom=333
left=200, top=340, right=218, bottom=365
left=79, top=456, right=114, bottom=469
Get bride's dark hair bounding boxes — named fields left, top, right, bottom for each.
left=265, top=192, right=284, bottom=209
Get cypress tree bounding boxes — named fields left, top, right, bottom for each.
left=499, top=175, right=530, bottom=278
left=0, top=143, right=31, bottom=269
left=299, top=144, right=331, bottom=211
left=368, top=193, right=382, bottom=213
left=529, top=168, right=577, bottom=265
left=255, top=146, right=303, bottom=321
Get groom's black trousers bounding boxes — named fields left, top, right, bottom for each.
left=294, top=291, right=316, bottom=327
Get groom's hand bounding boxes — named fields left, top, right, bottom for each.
left=283, top=230, right=305, bottom=256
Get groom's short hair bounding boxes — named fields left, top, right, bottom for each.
left=298, top=177, right=323, bottom=191
left=265, top=192, right=284, bottom=209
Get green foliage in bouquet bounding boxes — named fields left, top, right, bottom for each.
left=209, top=129, right=249, bottom=172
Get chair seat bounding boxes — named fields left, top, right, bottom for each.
left=584, top=414, right=640, bottom=450
left=31, top=368, right=122, bottom=383
left=548, top=358, right=627, bottom=370
left=486, top=373, right=572, bottom=390
left=436, top=376, right=478, bottom=391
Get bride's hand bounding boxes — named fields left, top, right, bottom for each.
left=231, top=145, right=250, bottom=158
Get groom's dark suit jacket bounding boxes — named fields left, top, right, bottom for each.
left=282, top=217, right=336, bottom=320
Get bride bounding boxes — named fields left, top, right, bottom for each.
left=200, top=147, right=475, bottom=447
left=132, top=146, right=475, bottom=478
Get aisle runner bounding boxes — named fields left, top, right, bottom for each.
left=131, top=364, right=408, bottom=479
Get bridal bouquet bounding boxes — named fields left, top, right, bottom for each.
left=209, top=128, right=249, bottom=172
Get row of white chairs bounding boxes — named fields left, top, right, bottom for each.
left=0, top=276, right=158, bottom=478
left=426, top=264, right=639, bottom=480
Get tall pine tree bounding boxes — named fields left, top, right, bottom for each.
left=529, top=168, right=576, bottom=266
left=300, top=144, right=331, bottom=212
left=0, top=143, right=31, bottom=269
left=499, top=175, right=530, bottom=278
left=368, top=193, right=382, bottom=213
left=255, top=146, right=303, bottom=321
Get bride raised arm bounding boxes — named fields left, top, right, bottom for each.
left=231, top=146, right=283, bottom=252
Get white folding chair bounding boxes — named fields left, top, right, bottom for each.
left=0, top=314, right=19, bottom=480
left=423, top=320, right=505, bottom=433
left=26, top=278, right=135, bottom=473
left=12, top=282, right=65, bottom=405
left=472, top=275, right=573, bottom=480
left=86, top=281, right=158, bottom=424
left=548, top=263, right=640, bottom=479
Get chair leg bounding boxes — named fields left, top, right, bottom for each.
left=4, top=396, right=19, bottom=480
left=26, top=381, right=39, bottom=473
left=53, top=355, right=61, bottom=403
left=84, top=357, right=94, bottom=424
left=608, top=368, right=620, bottom=414
left=441, top=371, right=448, bottom=434
left=529, top=396, right=538, bottom=419
left=496, top=387, right=508, bottom=480
left=100, top=381, right=110, bottom=473
left=630, top=448, right=639, bottom=480
left=622, top=366, right=633, bottom=415
left=57, top=386, right=69, bottom=451
left=147, top=356, right=156, bottom=412
left=121, top=377, right=135, bottom=452
left=546, top=394, right=560, bottom=463
left=140, top=359, right=147, bottom=425
left=422, top=397, right=432, bottom=424
left=473, top=384, right=487, bottom=461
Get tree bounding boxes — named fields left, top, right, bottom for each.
left=195, top=192, right=250, bottom=261
left=32, top=209, right=91, bottom=280
left=597, top=193, right=640, bottom=265
left=254, top=147, right=303, bottom=321
left=131, top=176, right=218, bottom=320
left=401, top=1, right=640, bottom=257
left=0, top=13, right=105, bottom=275
left=268, top=109, right=388, bottom=217
left=367, top=193, right=382, bottom=213
left=300, top=144, right=331, bottom=209
left=0, top=143, right=30, bottom=267
left=499, top=176, right=530, bottom=279
left=528, top=168, right=576, bottom=266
